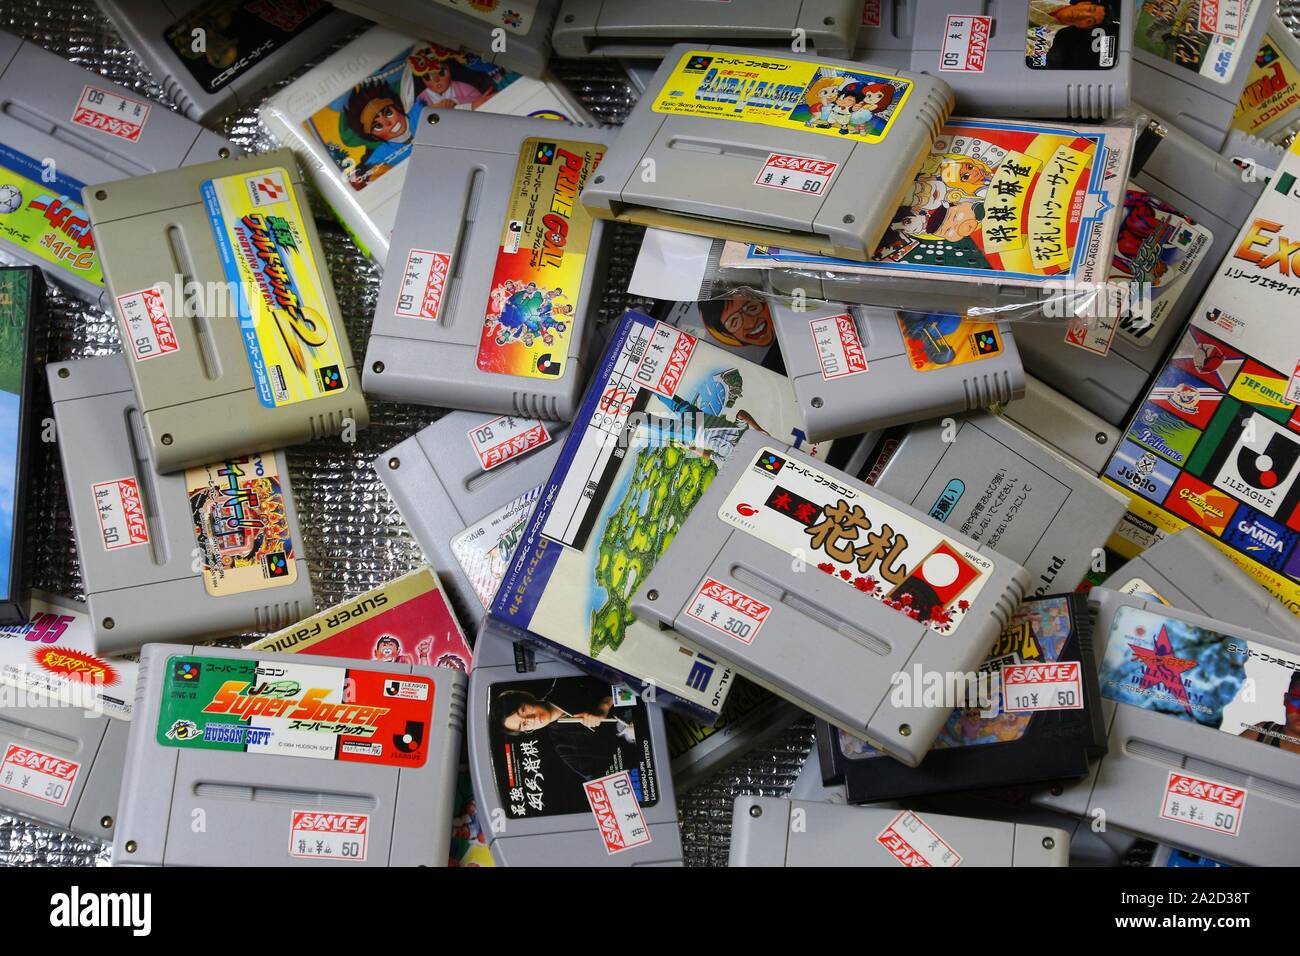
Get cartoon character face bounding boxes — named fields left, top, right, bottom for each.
left=943, top=159, right=989, bottom=191
left=934, top=202, right=981, bottom=241
left=861, top=88, right=886, bottom=112
left=374, top=637, right=401, bottom=661
left=424, top=61, right=453, bottom=94
left=360, top=97, right=408, bottom=141
left=717, top=295, right=773, bottom=346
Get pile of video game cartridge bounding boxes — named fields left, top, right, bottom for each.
left=1, top=0, right=1298, bottom=868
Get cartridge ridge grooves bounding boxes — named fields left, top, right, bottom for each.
left=449, top=681, right=467, bottom=730
left=1121, top=737, right=1300, bottom=803
left=512, top=391, right=559, bottom=420
left=253, top=599, right=305, bottom=631
left=991, top=576, right=1025, bottom=630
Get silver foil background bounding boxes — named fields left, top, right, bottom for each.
left=0, top=0, right=820, bottom=868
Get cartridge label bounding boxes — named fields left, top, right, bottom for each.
left=876, top=811, right=961, bottom=867
left=71, top=85, right=150, bottom=141
left=1233, top=32, right=1300, bottom=136
left=1160, top=771, right=1247, bottom=836
left=719, top=446, right=993, bottom=634
left=897, top=312, right=1004, bottom=371
left=186, top=453, right=299, bottom=597
left=1112, top=189, right=1214, bottom=349
left=116, top=287, right=181, bottom=361
left=92, top=477, right=149, bottom=551
left=1001, top=660, right=1084, bottom=711
left=0, top=144, right=101, bottom=286
left=468, top=415, right=552, bottom=471
left=202, top=166, right=349, bottom=408
left=754, top=154, right=840, bottom=194
left=289, top=810, right=368, bottom=861
left=477, top=138, right=604, bottom=380
left=809, top=314, right=868, bottom=379
left=685, top=579, right=771, bottom=645
left=651, top=50, right=914, bottom=144
left=157, top=655, right=434, bottom=768
left=585, top=770, right=653, bottom=854
left=430, top=0, right=537, bottom=33
left=0, top=744, right=79, bottom=808
left=394, top=249, right=451, bottom=320
left=452, top=485, right=542, bottom=610
left=1100, top=604, right=1300, bottom=754
left=163, top=0, right=335, bottom=94
left=941, top=15, right=991, bottom=72
left=486, top=676, right=660, bottom=819
left=1134, top=0, right=1261, bottom=84
left=251, top=567, right=470, bottom=670
left=1026, top=0, right=1121, bottom=69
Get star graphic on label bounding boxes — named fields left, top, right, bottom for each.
left=1128, top=625, right=1197, bottom=716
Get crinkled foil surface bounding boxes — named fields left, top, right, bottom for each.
left=5, top=0, right=1279, bottom=868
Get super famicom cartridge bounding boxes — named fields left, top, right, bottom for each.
left=97, top=0, right=363, bottom=124
left=0, top=703, right=130, bottom=842
left=113, top=642, right=465, bottom=866
left=579, top=44, right=954, bottom=262
left=1014, top=106, right=1265, bottom=427
left=1000, top=375, right=1120, bottom=474
left=83, top=147, right=369, bottom=474
left=551, top=0, right=863, bottom=59
left=728, top=796, right=1069, bottom=866
left=365, top=110, right=610, bottom=420
left=1231, top=16, right=1300, bottom=146
left=755, top=116, right=1134, bottom=315
left=0, top=267, right=40, bottom=625
left=483, top=308, right=834, bottom=724
left=468, top=629, right=683, bottom=865
left=47, top=355, right=314, bottom=654
left=629, top=428, right=1030, bottom=766
left=1221, top=127, right=1285, bottom=179
left=868, top=411, right=1128, bottom=594
left=853, top=0, right=911, bottom=60
left=259, top=27, right=595, bottom=265
left=850, top=0, right=1134, bottom=118
left=330, top=0, right=559, bottom=78
left=817, top=592, right=1107, bottom=803
left=0, top=29, right=235, bottom=306
left=376, top=410, right=567, bottom=626
left=770, top=299, right=1024, bottom=441
left=1132, top=0, right=1270, bottom=149
left=1032, top=587, right=1300, bottom=866
left=1108, top=527, right=1300, bottom=641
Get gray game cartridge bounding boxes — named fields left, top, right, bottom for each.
left=1000, top=376, right=1120, bottom=475
left=83, top=147, right=369, bottom=474
left=1221, top=127, right=1285, bottom=179
left=48, top=355, right=314, bottom=654
left=851, top=0, right=1134, bottom=118
left=579, top=44, right=954, bottom=262
left=870, top=411, right=1128, bottom=593
left=630, top=429, right=1030, bottom=767
left=113, top=642, right=464, bottom=866
left=771, top=299, right=1024, bottom=441
left=1015, top=107, right=1265, bottom=427
left=376, top=410, right=567, bottom=625
left=852, top=0, right=912, bottom=60
left=1132, top=0, right=1271, bottom=149
left=365, top=111, right=609, bottom=420
left=331, top=0, right=558, bottom=77
left=1033, top=588, right=1300, bottom=866
left=97, top=0, right=362, bottom=124
left=1108, top=528, right=1300, bottom=641
left=468, top=629, right=683, bottom=866
left=0, top=29, right=235, bottom=306
left=0, top=704, right=129, bottom=843
left=728, top=797, right=1069, bottom=866
left=1230, top=16, right=1300, bottom=146
left=551, top=0, right=862, bottom=59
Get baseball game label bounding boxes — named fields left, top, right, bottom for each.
left=202, top=166, right=348, bottom=407
left=186, top=454, right=298, bottom=597
left=157, top=655, right=434, bottom=768
left=477, top=138, right=602, bottom=380
left=651, top=50, right=914, bottom=144
left=719, top=446, right=993, bottom=634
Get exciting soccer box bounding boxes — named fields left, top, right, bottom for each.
left=1103, top=137, right=1300, bottom=617
left=484, top=309, right=832, bottom=722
